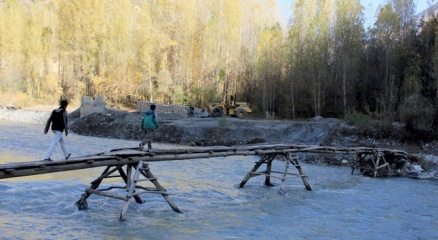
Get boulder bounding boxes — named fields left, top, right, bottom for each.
left=80, top=96, right=106, bottom=118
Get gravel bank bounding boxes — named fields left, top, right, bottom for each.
left=0, top=107, right=50, bottom=124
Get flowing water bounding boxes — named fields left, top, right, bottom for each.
left=0, top=120, right=437, bottom=240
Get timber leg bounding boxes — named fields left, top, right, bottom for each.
left=120, top=161, right=143, bottom=221
left=239, top=155, right=269, bottom=188
left=351, top=153, right=362, bottom=175
left=288, top=154, right=312, bottom=191
left=140, top=164, right=181, bottom=213
left=118, top=166, right=143, bottom=204
left=279, top=156, right=291, bottom=194
left=264, top=155, right=275, bottom=187
left=76, top=166, right=114, bottom=210
left=372, top=153, right=390, bottom=177
left=373, top=152, right=380, bottom=177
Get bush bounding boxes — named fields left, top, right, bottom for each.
left=344, top=110, right=373, bottom=127
left=399, top=94, right=435, bottom=141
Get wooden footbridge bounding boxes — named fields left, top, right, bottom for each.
left=0, top=144, right=412, bottom=220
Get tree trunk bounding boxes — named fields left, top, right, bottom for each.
left=384, top=47, right=390, bottom=122
left=149, top=64, right=153, bottom=102
left=313, top=70, right=317, bottom=117
left=263, top=69, right=266, bottom=116
left=26, top=76, right=33, bottom=97
left=223, top=48, right=230, bottom=103
left=385, top=47, right=390, bottom=101
left=291, top=73, right=296, bottom=119
left=343, top=61, right=347, bottom=115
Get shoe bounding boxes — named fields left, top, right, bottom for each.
left=44, top=158, right=53, bottom=162
left=65, top=153, right=71, bottom=160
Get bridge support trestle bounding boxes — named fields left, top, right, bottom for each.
left=75, top=161, right=180, bottom=221
left=351, top=151, right=391, bottom=177
left=239, top=153, right=312, bottom=193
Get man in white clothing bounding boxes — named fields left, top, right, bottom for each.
left=43, top=100, right=71, bottom=161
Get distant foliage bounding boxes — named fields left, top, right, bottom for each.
left=0, top=0, right=277, bottom=106
left=400, top=94, right=435, bottom=139
left=0, top=0, right=437, bottom=139
left=344, top=111, right=373, bottom=127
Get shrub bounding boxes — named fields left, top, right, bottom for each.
left=344, top=110, right=373, bottom=127
left=399, top=94, right=435, bottom=141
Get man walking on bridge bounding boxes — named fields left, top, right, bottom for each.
left=43, top=99, right=71, bottom=161
left=140, top=104, right=159, bottom=150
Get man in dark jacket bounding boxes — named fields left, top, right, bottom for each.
left=43, top=100, right=71, bottom=161
left=140, top=104, right=159, bottom=150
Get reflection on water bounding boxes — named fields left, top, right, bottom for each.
left=0, top=120, right=437, bottom=239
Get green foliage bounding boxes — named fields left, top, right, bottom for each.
left=173, top=85, right=187, bottom=105
left=344, top=111, right=373, bottom=127
left=399, top=94, right=435, bottom=131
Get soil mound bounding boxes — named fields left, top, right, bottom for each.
left=70, top=109, right=342, bottom=146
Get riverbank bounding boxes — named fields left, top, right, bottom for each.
left=1, top=106, right=437, bottom=180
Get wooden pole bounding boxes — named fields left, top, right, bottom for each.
left=120, top=161, right=143, bottom=221
left=288, top=154, right=312, bottom=191
left=118, top=167, right=143, bottom=204
left=373, top=152, right=380, bottom=177
left=279, top=157, right=291, bottom=194
left=239, top=155, right=269, bottom=188
left=239, top=153, right=312, bottom=192
left=140, top=164, right=181, bottom=213
left=76, top=166, right=114, bottom=210
left=264, top=155, right=275, bottom=187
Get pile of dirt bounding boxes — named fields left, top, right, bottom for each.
left=70, top=109, right=342, bottom=146
left=70, top=110, right=143, bottom=139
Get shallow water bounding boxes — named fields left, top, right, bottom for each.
left=0, top=120, right=437, bottom=240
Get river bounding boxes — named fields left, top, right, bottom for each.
left=0, top=120, right=437, bottom=240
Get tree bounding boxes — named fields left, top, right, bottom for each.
left=333, top=0, right=364, bottom=115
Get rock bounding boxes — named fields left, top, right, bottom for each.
left=402, top=162, right=424, bottom=178
left=196, top=108, right=210, bottom=118
left=311, top=115, right=324, bottom=121
left=247, top=137, right=264, bottom=144
left=137, top=101, right=192, bottom=118
left=80, top=96, right=106, bottom=118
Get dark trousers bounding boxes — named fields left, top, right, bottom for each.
left=140, top=128, right=155, bottom=149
